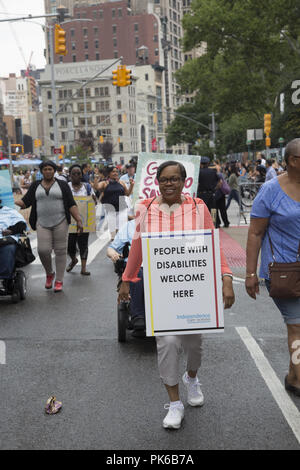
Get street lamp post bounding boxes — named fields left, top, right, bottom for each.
left=247, top=139, right=252, bottom=161
left=278, top=137, right=285, bottom=161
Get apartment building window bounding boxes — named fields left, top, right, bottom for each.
left=118, top=8, right=122, bottom=17
left=92, top=10, right=97, bottom=19
left=116, top=86, right=121, bottom=95
left=71, top=42, right=76, bottom=51
left=118, top=114, right=122, bottom=123
left=71, top=29, right=75, bottom=37
left=96, top=101, right=110, bottom=111
left=47, top=91, right=51, bottom=100
left=155, top=48, right=159, bottom=56
left=94, top=87, right=109, bottom=97
left=153, top=35, right=158, bottom=42
left=113, top=38, right=117, bottom=48
left=61, top=132, right=66, bottom=140
left=49, top=119, right=53, bottom=127
left=119, top=143, right=123, bottom=152
left=118, top=128, right=123, bottom=136
left=85, top=54, right=89, bottom=61
left=60, top=118, right=68, bottom=127
left=72, top=55, right=76, bottom=62
left=84, top=41, right=89, bottom=49
left=112, top=9, right=115, bottom=18
left=134, top=23, right=138, bottom=32
left=96, top=52, right=100, bottom=60
left=99, top=10, right=103, bottom=19
left=83, top=28, right=88, bottom=37
left=95, top=40, right=99, bottom=49
left=135, top=37, right=139, bottom=46
left=117, top=100, right=122, bottom=109
left=112, top=25, right=117, bottom=34
left=114, top=51, right=118, bottom=58
left=94, top=27, right=98, bottom=35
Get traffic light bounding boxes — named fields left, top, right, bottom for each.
left=266, top=137, right=271, bottom=148
left=61, top=145, right=65, bottom=154
left=112, top=65, right=132, bottom=87
left=125, top=68, right=132, bottom=86
left=99, top=135, right=104, bottom=144
left=34, top=139, right=41, bottom=148
left=54, top=24, right=67, bottom=56
left=264, top=114, right=272, bottom=136
left=0, top=140, right=2, bottom=146
left=112, top=69, right=119, bottom=86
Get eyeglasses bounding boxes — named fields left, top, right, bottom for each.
left=158, top=176, right=182, bottom=184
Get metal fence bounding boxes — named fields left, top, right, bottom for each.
left=238, top=181, right=264, bottom=225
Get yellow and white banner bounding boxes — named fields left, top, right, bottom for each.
left=69, top=196, right=96, bottom=233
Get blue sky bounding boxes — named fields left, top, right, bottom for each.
left=0, top=0, right=46, bottom=77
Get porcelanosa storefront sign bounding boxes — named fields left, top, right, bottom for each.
left=142, top=229, right=224, bottom=337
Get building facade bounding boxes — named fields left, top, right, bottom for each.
left=39, top=59, right=162, bottom=162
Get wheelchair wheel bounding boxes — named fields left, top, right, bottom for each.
left=118, top=302, right=129, bottom=343
left=16, top=271, right=26, bottom=300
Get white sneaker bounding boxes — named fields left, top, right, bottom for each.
left=163, top=403, right=184, bottom=429
left=182, top=372, right=204, bottom=407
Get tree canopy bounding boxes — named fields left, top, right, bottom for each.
left=166, top=0, right=300, bottom=154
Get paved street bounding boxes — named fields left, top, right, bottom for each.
left=0, top=207, right=300, bottom=450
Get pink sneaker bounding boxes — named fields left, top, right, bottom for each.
left=54, top=281, right=63, bottom=293
left=45, top=273, right=55, bottom=290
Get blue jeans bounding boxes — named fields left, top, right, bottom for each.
left=129, top=268, right=145, bottom=321
left=0, top=244, right=17, bottom=279
left=226, top=189, right=243, bottom=211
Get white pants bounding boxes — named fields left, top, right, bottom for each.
left=156, top=334, right=203, bottom=386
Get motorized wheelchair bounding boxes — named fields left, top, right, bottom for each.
left=0, top=232, right=34, bottom=304
left=0, top=267, right=27, bottom=304
left=115, top=242, right=133, bottom=342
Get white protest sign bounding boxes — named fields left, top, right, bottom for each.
left=142, top=229, right=224, bottom=336
left=133, top=153, right=200, bottom=208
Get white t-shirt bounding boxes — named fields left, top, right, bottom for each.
left=68, top=182, right=95, bottom=197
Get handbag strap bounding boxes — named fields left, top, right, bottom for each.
left=268, top=231, right=300, bottom=262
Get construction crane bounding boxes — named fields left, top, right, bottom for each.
left=0, top=0, right=33, bottom=76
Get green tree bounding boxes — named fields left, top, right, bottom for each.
left=167, top=0, right=300, bottom=152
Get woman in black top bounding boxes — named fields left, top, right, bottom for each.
left=15, top=161, right=83, bottom=292
left=97, top=166, right=134, bottom=240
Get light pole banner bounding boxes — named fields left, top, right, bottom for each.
left=133, top=153, right=200, bottom=208
left=141, top=229, right=224, bottom=337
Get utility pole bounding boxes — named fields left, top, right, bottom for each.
left=49, top=23, right=59, bottom=163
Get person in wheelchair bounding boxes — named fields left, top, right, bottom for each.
left=0, top=199, right=27, bottom=295
left=107, top=219, right=146, bottom=337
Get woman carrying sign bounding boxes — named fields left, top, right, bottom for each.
left=118, top=161, right=235, bottom=430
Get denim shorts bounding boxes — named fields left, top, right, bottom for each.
left=265, top=279, right=300, bottom=325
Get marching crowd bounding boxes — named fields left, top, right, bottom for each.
left=0, top=141, right=300, bottom=430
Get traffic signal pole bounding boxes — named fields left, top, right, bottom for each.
left=49, top=24, right=60, bottom=164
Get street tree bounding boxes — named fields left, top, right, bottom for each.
left=168, top=0, right=300, bottom=153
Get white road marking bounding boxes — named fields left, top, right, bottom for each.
left=236, top=326, right=300, bottom=445
left=0, top=341, right=6, bottom=365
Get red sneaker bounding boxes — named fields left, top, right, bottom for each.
left=45, top=273, right=55, bottom=289
left=54, top=281, right=63, bottom=293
